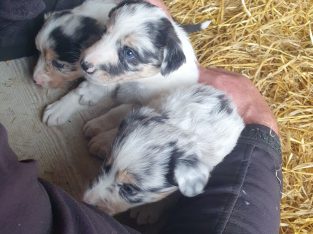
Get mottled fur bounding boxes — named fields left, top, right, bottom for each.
left=42, top=1, right=201, bottom=126
left=34, top=0, right=117, bottom=87
left=83, top=84, right=244, bottom=215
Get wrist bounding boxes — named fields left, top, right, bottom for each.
left=198, top=67, right=279, bottom=135
left=144, top=0, right=171, bottom=16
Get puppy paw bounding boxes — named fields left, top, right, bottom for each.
left=130, top=203, right=164, bottom=225
left=88, top=135, right=109, bottom=157
left=43, top=100, right=73, bottom=126
left=87, top=129, right=118, bottom=157
left=83, top=113, right=117, bottom=138
left=79, top=95, right=97, bottom=106
left=83, top=118, right=105, bottom=138
left=76, top=81, right=111, bottom=106
left=76, top=82, right=96, bottom=106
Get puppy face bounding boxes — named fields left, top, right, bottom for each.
left=34, top=11, right=105, bottom=87
left=83, top=107, right=209, bottom=215
left=81, top=1, right=186, bottom=85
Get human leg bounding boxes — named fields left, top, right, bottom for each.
left=161, top=124, right=282, bottom=234
left=0, top=123, right=139, bottom=234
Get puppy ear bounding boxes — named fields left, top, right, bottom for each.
left=160, top=19, right=186, bottom=76
left=109, top=0, right=143, bottom=18
left=173, top=155, right=209, bottom=197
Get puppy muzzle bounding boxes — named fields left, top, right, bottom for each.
left=81, top=60, right=96, bottom=75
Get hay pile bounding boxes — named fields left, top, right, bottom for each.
left=165, top=0, right=313, bottom=232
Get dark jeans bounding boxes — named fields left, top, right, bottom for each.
left=0, top=123, right=282, bottom=234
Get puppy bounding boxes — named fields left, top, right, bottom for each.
left=34, top=0, right=209, bottom=88
left=42, top=0, right=207, bottom=126
left=83, top=84, right=245, bottom=215
left=34, top=0, right=117, bottom=88
left=81, top=0, right=199, bottom=85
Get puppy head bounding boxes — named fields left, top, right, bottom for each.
left=83, top=107, right=209, bottom=215
left=34, top=11, right=105, bottom=88
left=81, top=1, right=186, bottom=85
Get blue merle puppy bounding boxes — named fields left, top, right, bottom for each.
left=83, top=84, right=244, bottom=215
left=34, top=0, right=210, bottom=88
left=34, top=0, right=117, bottom=87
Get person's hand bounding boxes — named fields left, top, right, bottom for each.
left=145, top=0, right=278, bottom=134
left=145, top=0, right=171, bottom=16
left=199, top=67, right=279, bottom=134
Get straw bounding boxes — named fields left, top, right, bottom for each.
left=165, top=0, right=313, bottom=233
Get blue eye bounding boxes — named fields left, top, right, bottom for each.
left=121, top=184, right=138, bottom=196
left=123, top=46, right=136, bottom=60
left=52, top=60, right=65, bottom=69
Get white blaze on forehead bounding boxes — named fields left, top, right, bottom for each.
left=61, top=15, right=82, bottom=36
left=36, top=15, right=70, bottom=51
left=82, top=32, right=117, bottom=66
left=72, top=0, right=116, bottom=23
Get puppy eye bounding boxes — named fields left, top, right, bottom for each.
left=52, top=59, right=65, bottom=69
left=123, top=46, right=137, bottom=61
left=121, top=184, right=138, bottom=196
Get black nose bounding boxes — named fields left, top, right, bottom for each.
left=81, top=60, right=96, bottom=74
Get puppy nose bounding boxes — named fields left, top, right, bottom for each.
left=81, top=60, right=96, bottom=74
left=33, top=77, right=43, bottom=86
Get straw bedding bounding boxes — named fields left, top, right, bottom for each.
left=165, top=0, right=313, bottom=233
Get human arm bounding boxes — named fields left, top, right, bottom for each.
left=198, top=67, right=279, bottom=134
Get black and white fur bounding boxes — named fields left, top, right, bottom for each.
left=42, top=1, right=207, bottom=126
left=34, top=0, right=117, bottom=87
left=34, top=0, right=209, bottom=88
left=83, top=84, right=244, bottom=215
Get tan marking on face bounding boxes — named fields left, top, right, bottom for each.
left=37, top=48, right=82, bottom=87
left=47, top=69, right=81, bottom=88
left=123, top=34, right=138, bottom=47
left=45, top=48, right=56, bottom=61
left=97, top=64, right=160, bottom=84
left=106, top=20, right=114, bottom=33
left=116, top=169, right=136, bottom=185
left=139, top=65, right=160, bottom=77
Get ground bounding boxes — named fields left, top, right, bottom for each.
left=0, top=57, right=101, bottom=199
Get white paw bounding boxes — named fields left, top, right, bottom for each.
left=79, top=95, right=97, bottom=106
left=88, top=130, right=117, bottom=157
left=76, top=81, right=111, bottom=106
left=76, top=82, right=96, bottom=106
left=42, top=100, right=73, bottom=126
left=130, top=204, right=163, bottom=225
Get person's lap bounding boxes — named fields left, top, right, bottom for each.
left=0, top=123, right=281, bottom=234
left=161, top=124, right=282, bottom=234
left=0, top=123, right=139, bottom=234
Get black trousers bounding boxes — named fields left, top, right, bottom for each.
left=0, top=123, right=282, bottom=234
